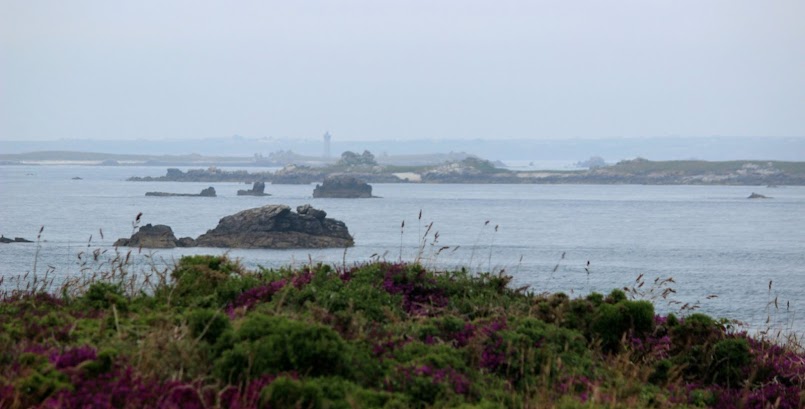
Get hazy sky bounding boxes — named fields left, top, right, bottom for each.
left=1, top=0, right=804, bottom=141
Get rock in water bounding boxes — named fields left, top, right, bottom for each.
left=0, top=236, right=33, bottom=244
left=237, top=181, right=270, bottom=196
left=146, top=187, right=216, bottom=197
left=114, top=224, right=181, bottom=248
left=313, top=175, right=373, bottom=198
left=195, top=204, right=353, bottom=248
left=747, top=192, right=771, bottom=199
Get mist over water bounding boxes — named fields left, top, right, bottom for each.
left=1, top=165, right=804, bottom=336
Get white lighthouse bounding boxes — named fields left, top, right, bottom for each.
left=323, top=131, right=332, bottom=158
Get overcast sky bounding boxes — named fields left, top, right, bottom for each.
left=1, top=0, right=803, bottom=141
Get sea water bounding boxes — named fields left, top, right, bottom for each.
left=1, top=165, right=804, bottom=336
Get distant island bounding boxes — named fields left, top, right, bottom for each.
left=128, top=155, right=805, bottom=186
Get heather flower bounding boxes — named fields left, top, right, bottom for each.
left=480, top=318, right=507, bottom=371
left=225, top=279, right=287, bottom=317
left=381, top=263, right=448, bottom=315
left=395, top=364, right=471, bottom=396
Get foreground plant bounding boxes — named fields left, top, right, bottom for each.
left=0, top=255, right=802, bottom=408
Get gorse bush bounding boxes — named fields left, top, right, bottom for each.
left=0, top=255, right=802, bottom=408
left=214, top=315, right=350, bottom=383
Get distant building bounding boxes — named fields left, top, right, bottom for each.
left=323, top=131, right=332, bottom=158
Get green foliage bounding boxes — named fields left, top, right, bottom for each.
left=81, top=282, right=128, bottom=311
left=165, top=255, right=244, bottom=307
left=215, top=315, right=349, bottom=382
left=260, top=376, right=324, bottom=409
left=260, top=376, right=406, bottom=409
left=392, top=342, right=469, bottom=372
left=672, top=313, right=719, bottom=349
left=710, top=338, right=750, bottom=386
left=337, top=150, right=378, bottom=167
left=606, top=289, right=627, bottom=303
left=648, top=359, right=673, bottom=385
left=586, top=292, right=604, bottom=306
left=591, top=300, right=654, bottom=352
left=688, top=389, right=716, bottom=406
left=2, top=259, right=796, bottom=409
left=16, top=368, right=70, bottom=404
left=186, top=308, right=230, bottom=344
left=80, top=348, right=117, bottom=377
left=497, top=318, right=591, bottom=388
left=666, top=313, right=679, bottom=327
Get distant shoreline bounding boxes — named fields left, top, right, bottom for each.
left=124, top=158, right=805, bottom=186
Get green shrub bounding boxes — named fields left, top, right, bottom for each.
left=260, top=376, right=323, bottom=409
left=586, top=292, right=604, bottom=306
left=166, top=255, right=244, bottom=307
left=496, top=318, right=591, bottom=388
left=214, top=315, right=348, bottom=382
left=672, top=313, right=720, bottom=349
left=591, top=300, right=654, bottom=352
left=648, top=359, right=673, bottom=385
left=666, top=313, right=679, bottom=327
left=82, top=282, right=128, bottom=311
left=710, top=338, right=751, bottom=386
left=186, top=308, right=230, bottom=344
left=80, top=348, right=117, bottom=377
left=606, top=289, right=627, bottom=303
left=563, top=298, right=595, bottom=333
left=16, top=368, right=70, bottom=404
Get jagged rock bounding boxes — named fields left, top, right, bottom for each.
left=313, top=175, right=373, bottom=198
left=195, top=204, right=353, bottom=249
left=297, top=204, right=326, bottom=220
left=114, top=224, right=180, bottom=248
left=237, top=181, right=270, bottom=196
left=748, top=192, right=771, bottom=199
left=176, top=237, right=197, bottom=247
left=146, top=187, right=217, bottom=197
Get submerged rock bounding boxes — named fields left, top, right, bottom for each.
left=114, top=224, right=182, bottom=248
left=195, top=204, right=353, bottom=249
left=237, top=181, right=270, bottom=196
left=313, top=175, right=373, bottom=198
left=0, top=236, right=33, bottom=244
left=747, top=192, right=771, bottom=199
left=146, top=187, right=216, bottom=197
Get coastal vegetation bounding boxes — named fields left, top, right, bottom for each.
left=1, top=255, right=802, bottom=408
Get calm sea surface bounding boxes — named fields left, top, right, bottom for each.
left=2, top=165, right=804, bottom=336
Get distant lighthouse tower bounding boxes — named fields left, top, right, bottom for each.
left=323, top=131, right=332, bottom=158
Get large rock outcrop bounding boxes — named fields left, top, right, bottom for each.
left=237, top=181, right=270, bottom=196
left=313, top=175, right=373, bottom=198
left=113, top=224, right=196, bottom=248
left=195, top=204, right=353, bottom=248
